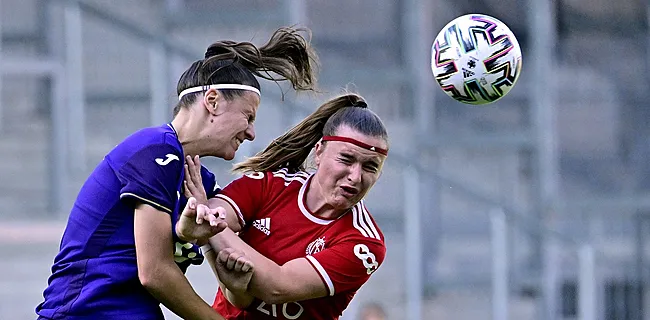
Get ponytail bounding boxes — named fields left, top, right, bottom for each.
left=174, top=27, right=318, bottom=115
left=233, top=94, right=367, bottom=173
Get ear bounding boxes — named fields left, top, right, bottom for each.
left=203, top=88, right=220, bottom=116
left=314, top=141, right=324, bottom=166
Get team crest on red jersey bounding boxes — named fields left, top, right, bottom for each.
left=306, top=236, right=326, bottom=255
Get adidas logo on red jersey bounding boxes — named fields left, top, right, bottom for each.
left=253, top=218, right=271, bottom=235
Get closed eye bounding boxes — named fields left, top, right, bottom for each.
left=338, top=157, right=353, bottom=164
left=363, top=164, right=379, bottom=173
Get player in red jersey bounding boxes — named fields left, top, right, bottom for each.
left=177, top=93, right=389, bottom=319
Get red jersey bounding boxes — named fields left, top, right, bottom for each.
left=212, top=169, right=386, bottom=320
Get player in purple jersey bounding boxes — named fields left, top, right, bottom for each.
left=36, top=27, right=317, bottom=320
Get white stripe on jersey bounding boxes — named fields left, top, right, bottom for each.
left=305, top=255, right=335, bottom=296
left=352, top=206, right=370, bottom=238
left=360, top=203, right=381, bottom=240
left=352, top=203, right=381, bottom=240
left=272, top=168, right=309, bottom=186
left=215, top=194, right=246, bottom=227
left=297, top=175, right=335, bottom=225
left=260, top=217, right=270, bottom=229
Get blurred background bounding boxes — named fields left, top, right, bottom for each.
left=0, top=0, right=648, bottom=319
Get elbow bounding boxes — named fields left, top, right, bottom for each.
left=254, top=265, right=300, bottom=304
left=257, top=288, right=293, bottom=305
left=138, top=263, right=164, bottom=292
left=259, top=294, right=287, bottom=305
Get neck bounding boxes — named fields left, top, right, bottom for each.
left=171, top=110, right=203, bottom=156
left=305, top=177, right=348, bottom=219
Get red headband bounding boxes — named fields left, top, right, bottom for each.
left=322, top=136, right=388, bottom=156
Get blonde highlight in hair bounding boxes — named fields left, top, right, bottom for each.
left=233, top=93, right=367, bottom=173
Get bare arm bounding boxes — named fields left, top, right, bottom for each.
left=207, top=197, right=243, bottom=232
left=180, top=160, right=326, bottom=303
left=204, top=247, right=255, bottom=308
left=206, top=218, right=328, bottom=304
left=134, top=203, right=225, bottom=320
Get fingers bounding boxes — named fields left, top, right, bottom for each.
left=196, top=204, right=211, bottom=224
left=184, top=155, right=206, bottom=201
left=210, top=221, right=228, bottom=235
left=233, top=254, right=246, bottom=271
left=241, top=260, right=254, bottom=273
left=185, top=155, right=202, bottom=182
left=214, top=206, right=227, bottom=220
left=191, top=155, right=202, bottom=178
left=183, top=181, right=192, bottom=198
left=217, top=248, right=254, bottom=272
left=196, top=205, right=226, bottom=225
left=181, top=197, right=197, bottom=219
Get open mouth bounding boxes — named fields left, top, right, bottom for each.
left=340, top=186, right=358, bottom=196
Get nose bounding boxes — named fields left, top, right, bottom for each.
left=245, top=123, right=255, bottom=141
left=347, top=164, right=362, bottom=184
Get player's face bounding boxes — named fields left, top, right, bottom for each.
left=313, top=125, right=387, bottom=210
left=210, top=91, right=259, bottom=160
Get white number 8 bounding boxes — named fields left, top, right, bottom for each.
left=354, top=244, right=379, bottom=274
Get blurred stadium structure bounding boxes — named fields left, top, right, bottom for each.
left=0, top=0, right=649, bottom=319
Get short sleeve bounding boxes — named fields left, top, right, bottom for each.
left=200, top=166, right=221, bottom=199
left=116, top=143, right=182, bottom=213
left=305, top=239, right=386, bottom=296
left=215, top=171, right=268, bottom=226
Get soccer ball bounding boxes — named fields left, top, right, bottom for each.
left=431, top=14, right=522, bottom=105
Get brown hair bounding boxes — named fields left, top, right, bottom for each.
left=233, top=93, right=389, bottom=173
left=173, top=27, right=318, bottom=115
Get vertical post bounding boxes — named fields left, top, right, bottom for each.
left=528, top=0, right=558, bottom=318
left=0, top=0, right=4, bottom=133
left=542, top=237, right=560, bottom=320
left=632, top=213, right=644, bottom=320
left=578, top=244, right=596, bottom=320
left=403, top=0, right=437, bottom=295
left=64, top=1, right=86, bottom=172
left=282, top=0, right=308, bottom=129
left=284, top=0, right=307, bottom=26
left=149, top=43, right=168, bottom=126
left=403, top=0, right=434, bottom=133
left=50, top=70, right=68, bottom=215
left=404, top=166, right=422, bottom=320
left=491, top=208, right=509, bottom=320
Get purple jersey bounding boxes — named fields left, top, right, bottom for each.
left=36, top=124, right=219, bottom=320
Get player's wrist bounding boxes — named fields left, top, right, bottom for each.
left=196, top=238, right=209, bottom=247
left=175, top=222, right=197, bottom=243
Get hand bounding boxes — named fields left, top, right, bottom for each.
left=215, top=248, right=255, bottom=294
left=176, top=197, right=228, bottom=243
left=184, top=155, right=207, bottom=204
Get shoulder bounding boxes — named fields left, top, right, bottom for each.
left=107, top=125, right=182, bottom=167
left=268, top=169, right=311, bottom=186
left=122, top=125, right=180, bottom=152
left=346, top=200, right=385, bottom=243
left=236, top=169, right=311, bottom=188
left=200, top=165, right=221, bottom=196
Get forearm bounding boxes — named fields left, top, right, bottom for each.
left=205, top=242, right=257, bottom=308
left=208, top=229, right=287, bottom=303
left=224, top=286, right=255, bottom=308
left=142, top=263, right=223, bottom=320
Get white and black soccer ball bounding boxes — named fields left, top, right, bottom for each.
left=431, top=14, right=522, bottom=105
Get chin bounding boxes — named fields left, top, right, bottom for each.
left=332, top=198, right=355, bottom=210
left=210, top=149, right=235, bottom=160
left=222, top=153, right=235, bottom=161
